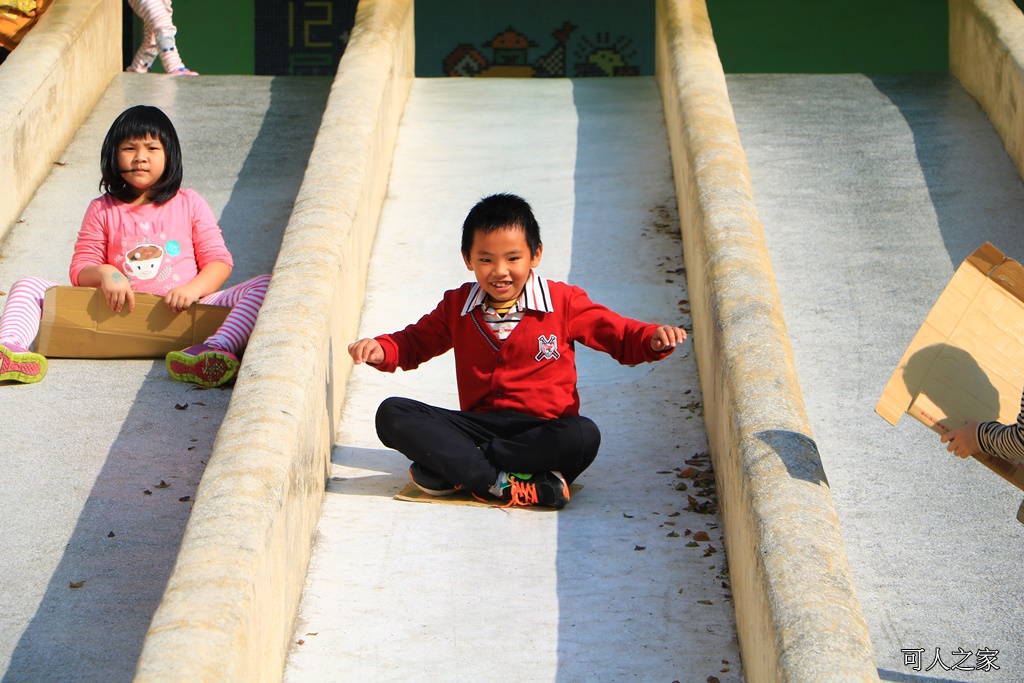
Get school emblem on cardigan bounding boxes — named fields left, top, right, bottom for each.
left=535, top=334, right=560, bottom=361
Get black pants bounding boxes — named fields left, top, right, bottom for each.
left=375, top=396, right=601, bottom=495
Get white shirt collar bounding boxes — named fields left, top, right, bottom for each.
left=460, top=269, right=554, bottom=316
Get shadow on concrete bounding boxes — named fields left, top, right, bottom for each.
left=2, top=76, right=329, bottom=682
left=868, top=73, right=1024, bottom=267
left=214, top=77, right=331, bottom=280
left=553, top=77, right=740, bottom=681
left=754, top=429, right=829, bottom=486
left=878, top=667, right=971, bottom=683
left=327, top=445, right=405, bottom=498
left=2, top=364, right=223, bottom=683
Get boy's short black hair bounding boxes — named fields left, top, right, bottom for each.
left=461, top=193, right=542, bottom=258
left=99, top=105, right=183, bottom=204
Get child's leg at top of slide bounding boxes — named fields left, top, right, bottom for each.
left=125, top=0, right=197, bottom=76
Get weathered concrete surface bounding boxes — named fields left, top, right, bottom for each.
left=0, top=0, right=120, bottom=243
left=730, top=71, right=1024, bottom=682
left=951, top=0, right=1024, bottom=182
left=133, top=1, right=413, bottom=681
left=0, top=74, right=329, bottom=683
left=284, top=76, right=743, bottom=683
left=655, top=1, right=877, bottom=681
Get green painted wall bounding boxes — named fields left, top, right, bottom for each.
left=127, top=0, right=254, bottom=74
left=172, top=0, right=254, bottom=74
left=707, top=0, right=948, bottom=73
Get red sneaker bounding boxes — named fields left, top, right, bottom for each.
left=166, top=343, right=238, bottom=388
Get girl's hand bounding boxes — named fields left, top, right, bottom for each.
left=650, top=325, right=687, bottom=352
left=940, top=420, right=981, bottom=458
left=101, top=269, right=135, bottom=313
left=164, top=283, right=205, bottom=313
left=348, top=338, right=384, bottom=365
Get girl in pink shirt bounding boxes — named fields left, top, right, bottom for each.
left=0, top=105, right=269, bottom=387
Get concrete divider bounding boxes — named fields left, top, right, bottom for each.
left=0, top=0, right=120, bottom=242
left=951, top=0, right=1024, bottom=182
left=132, top=0, right=414, bottom=680
left=655, top=1, right=878, bottom=681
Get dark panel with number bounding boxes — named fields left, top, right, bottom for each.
left=255, top=0, right=358, bottom=76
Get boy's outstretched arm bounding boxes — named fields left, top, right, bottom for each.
left=348, top=337, right=384, bottom=365
left=650, top=325, right=687, bottom=353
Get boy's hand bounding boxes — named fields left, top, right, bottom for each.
left=940, top=420, right=981, bottom=458
left=101, top=269, right=135, bottom=313
left=650, top=325, right=687, bottom=353
left=348, top=338, right=384, bottom=365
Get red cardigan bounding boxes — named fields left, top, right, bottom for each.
left=373, top=279, right=671, bottom=419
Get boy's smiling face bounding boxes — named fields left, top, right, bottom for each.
left=463, top=225, right=543, bottom=304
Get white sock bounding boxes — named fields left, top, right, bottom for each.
left=488, top=471, right=510, bottom=497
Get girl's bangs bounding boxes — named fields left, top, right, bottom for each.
left=115, top=116, right=167, bottom=144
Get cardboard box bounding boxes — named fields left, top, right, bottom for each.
left=36, top=286, right=231, bottom=359
left=876, top=243, right=1024, bottom=491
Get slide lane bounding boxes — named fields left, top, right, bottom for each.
left=0, top=74, right=329, bottom=682
left=730, top=73, right=1024, bottom=681
left=282, top=77, right=744, bottom=682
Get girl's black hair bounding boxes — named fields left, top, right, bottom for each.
left=461, top=193, right=542, bottom=258
left=99, top=105, right=183, bottom=204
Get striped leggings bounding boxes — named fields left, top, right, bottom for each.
left=127, top=0, right=186, bottom=74
left=0, top=275, right=271, bottom=356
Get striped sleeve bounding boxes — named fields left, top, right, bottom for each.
left=977, top=390, right=1024, bottom=467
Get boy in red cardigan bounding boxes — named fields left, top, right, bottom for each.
left=348, top=193, right=686, bottom=508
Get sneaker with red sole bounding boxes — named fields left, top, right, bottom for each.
left=0, top=343, right=47, bottom=384
left=166, top=343, right=238, bottom=388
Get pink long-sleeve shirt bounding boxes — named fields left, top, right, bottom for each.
left=70, top=189, right=233, bottom=296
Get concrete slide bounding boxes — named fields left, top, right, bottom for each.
left=2, top=3, right=748, bottom=680
left=0, top=73, right=331, bottom=681
left=0, top=63, right=741, bottom=683
left=0, top=1, right=865, bottom=681
left=729, top=72, right=1024, bottom=680
left=281, top=76, right=742, bottom=682
left=8, top=0, right=1024, bottom=681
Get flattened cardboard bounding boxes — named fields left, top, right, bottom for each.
left=36, top=286, right=231, bottom=359
left=394, top=482, right=582, bottom=508
left=876, top=243, right=1024, bottom=491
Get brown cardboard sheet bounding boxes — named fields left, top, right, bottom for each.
left=876, top=243, right=1024, bottom=491
left=36, top=286, right=230, bottom=359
